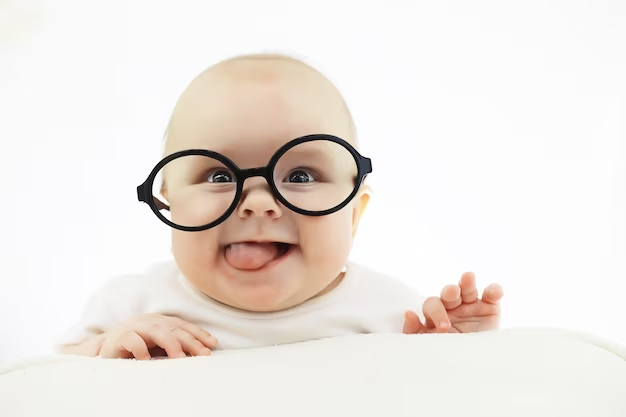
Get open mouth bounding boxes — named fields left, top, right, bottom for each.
left=223, top=241, right=295, bottom=271
left=224, top=242, right=292, bottom=256
left=274, top=242, right=291, bottom=258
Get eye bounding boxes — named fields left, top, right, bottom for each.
left=207, top=169, right=235, bottom=183
left=286, top=169, right=316, bottom=183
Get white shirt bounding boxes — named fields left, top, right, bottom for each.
left=57, top=261, right=426, bottom=351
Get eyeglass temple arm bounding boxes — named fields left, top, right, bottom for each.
left=153, top=198, right=170, bottom=211
left=137, top=184, right=170, bottom=211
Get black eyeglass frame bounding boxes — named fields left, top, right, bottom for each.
left=136, top=134, right=373, bottom=232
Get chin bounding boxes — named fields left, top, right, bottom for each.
left=217, top=285, right=304, bottom=312
left=204, top=253, right=302, bottom=312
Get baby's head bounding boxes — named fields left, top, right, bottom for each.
left=147, top=54, right=371, bottom=312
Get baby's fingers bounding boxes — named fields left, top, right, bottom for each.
left=135, top=327, right=185, bottom=359
left=101, top=331, right=151, bottom=360
left=179, top=321, right=218, bottom=349
left=481, top=283, right=504, bottom=304
left=440, top=284, right=462, bottom=310
left=174, top=329, right=211, bottom=356
left=422, top=297, right=451, bottom=331
left=459, top=272, right=479, bottom=303
left=402, top=311, right=426, bottom=334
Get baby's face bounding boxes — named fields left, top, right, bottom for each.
left=162, top=58, right=369, bottom=312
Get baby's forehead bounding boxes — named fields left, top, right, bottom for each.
left=163, top=56, right=356, bottom=162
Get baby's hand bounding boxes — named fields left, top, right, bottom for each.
left=99, top=314, right=217, bottom=360
left=403, top=272, right=503, bottom=334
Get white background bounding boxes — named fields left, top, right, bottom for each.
left=0, top=0, right=624, bottom=364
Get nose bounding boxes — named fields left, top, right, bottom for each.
left=236, top=178, right=283, bottom=219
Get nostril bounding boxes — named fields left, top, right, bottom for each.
left=236, top=191, right=282, bottom=218
left=241, top=208, right=278, bottom=218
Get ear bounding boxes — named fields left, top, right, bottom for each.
left=351, top=184, right=372, bottom=237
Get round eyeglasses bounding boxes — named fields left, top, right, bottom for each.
left=136, top=134, right=373, bottom=232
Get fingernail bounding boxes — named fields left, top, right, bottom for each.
left=202, top=348, right=211, bottom=355
left=440, top=321, right=450, bottom=329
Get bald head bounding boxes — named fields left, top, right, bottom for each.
left=162, top=54, right=356, bottom=157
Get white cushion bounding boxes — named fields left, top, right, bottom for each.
left=1, top=328, right=625, bottom=417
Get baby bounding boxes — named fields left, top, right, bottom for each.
left=58, top=54, right=504, bottom=359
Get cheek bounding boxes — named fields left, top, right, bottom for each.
left=297, top=209, right=354, bottom=265
left=170, top=193, right=233, bottom=229
left=171, top=229, right=219, bottom=272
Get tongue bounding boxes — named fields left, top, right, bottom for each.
left=225, top=243, right=279, bottom=270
